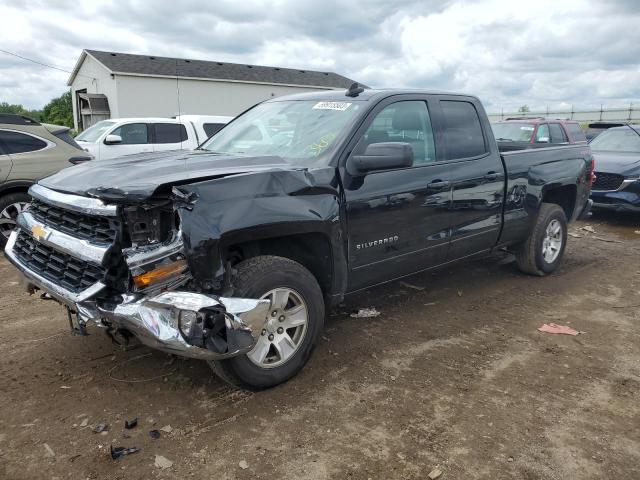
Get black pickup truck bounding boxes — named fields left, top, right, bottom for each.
left=6, top=87, right=593, bottom=389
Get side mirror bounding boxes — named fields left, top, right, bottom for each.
left=537, top=136, right=550, bottom=143
left=347, top=142, right=414, bottom=175
left=104, top=134, right=122, bottom=145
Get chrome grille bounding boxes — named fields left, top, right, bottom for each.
left=28, top=199, right=118, bottom=243
left=592, top=172, right=624, bottom=191
left=12, top=231, right=105, bottom=293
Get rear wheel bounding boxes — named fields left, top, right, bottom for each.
left=515, top=203, right=567, bottom=276
left=0, top=192, right=30, bottom=248
left=209, top=255, right=324, bottom=389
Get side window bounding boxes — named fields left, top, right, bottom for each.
left=154, top=123, right=188, bottom=144
left=0, top=130, right=48, bottom=154
left=567, top=123, right=587, bottom=142
left=355, top=101, right=436, bottom=165
left=110, top=123, right=148, bottom=145
left=203, top=123, right=225, bottom=137
left=535, top=124, right=550, bottom=142
left=549, top=123, right=568, bottom=143
left=440, top=101, right=487, bottom=159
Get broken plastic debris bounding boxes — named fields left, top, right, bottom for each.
left=350, top=308, right=380, bottom=318
left=537, top=323, right=580, bottom=336
left=428, top=467, right=443, bottom=479
left=159, top=425, right=173, bottom=433
left=93, top=423, right=109, bottom=433
left=124, top=418, right=138, bottom=429
left=239, top=460, right=249, bottom=470
left=110, top=445, right=140, bottom=460
left=43, top=443, right=55, bottom=458
left=581, top=225, right=596, bottom=233
left=79, top=418, right=89, bottom=428
left=154, top=455, right=173, bottom=469
left=149, top=429, right=161, bottom=439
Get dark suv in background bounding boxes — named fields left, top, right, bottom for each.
left=589, top=124, right=640, bottom=212
left=491, top=118, right=587, bottom=151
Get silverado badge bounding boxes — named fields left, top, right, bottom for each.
left=31, top=224, right=50, bottom=241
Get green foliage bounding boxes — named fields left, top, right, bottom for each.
left=518, top=105, right=530, bottom=113
left=41, top=91, right=73, bottom=128
left=0, top=102, right=42, bottom=121
left=1, top=91, right=73, bottom=128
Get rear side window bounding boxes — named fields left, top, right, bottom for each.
left=54, top=130, right=82, bottom=149
left=566, top=123, right=587, bottom=142
left=154, top=123, right=188, bottom=144
left=111, top=123, right=149, bottom=145
left=441, top=101, right=487, bottom=159
left=549, top=123, right=568, bottom=143
left=536, top=124, right=550, bottom=142
left=203, top=123, right=225, bottom=137
left=0, top=130, right=48, bottom=154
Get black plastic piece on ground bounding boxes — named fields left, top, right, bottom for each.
left=124, top=418, right=138, bottom=429
left=110, top=445, right=140, bottom=460
left=149, top=429, right=160, bottom=439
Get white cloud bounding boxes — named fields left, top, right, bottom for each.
left=0, top=0, right=639, bottom=113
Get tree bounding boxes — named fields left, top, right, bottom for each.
left=0, top=102, right=42, bottom=121
left=41, top=91, right=73, bottom=128
left=518, top=105, right=530, bottom=113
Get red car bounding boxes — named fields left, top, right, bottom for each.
left=492, top=118, right=588, bottom=151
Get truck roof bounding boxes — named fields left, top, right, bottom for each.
left=267, top=88, right=479, bottom=103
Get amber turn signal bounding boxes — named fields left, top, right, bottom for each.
left=133, top=259, right=188, bottom=289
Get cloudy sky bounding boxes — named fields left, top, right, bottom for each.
left=1, top=0, right=639, bottom=113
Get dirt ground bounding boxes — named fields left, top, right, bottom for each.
left=1, top=213, right=639, bottom=480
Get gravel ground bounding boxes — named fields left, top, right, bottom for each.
left=0, top=213, right=639, bottom=480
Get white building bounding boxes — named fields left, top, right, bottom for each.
left=67, top=49, right=361, bottom=131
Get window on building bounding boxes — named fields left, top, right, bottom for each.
left=441, top=101, right=487, bottom=159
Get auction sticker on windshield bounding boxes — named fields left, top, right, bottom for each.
left=313, top=102, right=352, bottom=111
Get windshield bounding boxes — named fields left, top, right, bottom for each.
left=200, top=100, right=363, bottom=166
left=491, top=122, right=535, bottom=142
left=589, top=127, right=640, bottom=153
left=75, top=120, right=117, bottom=142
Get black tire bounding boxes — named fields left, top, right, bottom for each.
left=209, top=255, right=325, bottom=390
left=0, top=192, right=30, bottom=248
left=515, top=203, right=567, bottom=276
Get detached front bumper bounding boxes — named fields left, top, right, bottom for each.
left=5, top=228, right=271, bottom=361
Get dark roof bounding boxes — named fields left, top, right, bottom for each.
left=77, top=50, right=360, bottom=89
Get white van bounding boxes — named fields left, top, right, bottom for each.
left=75, top=118, right=200, bottom=161
left=173, top=115, right=233, bottom=144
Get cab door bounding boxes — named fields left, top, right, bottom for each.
left=341, top=96, right=452, bottom=291
left=438, top=98, right=504, bottom=260
left=100, top=122, right=152, bottom=160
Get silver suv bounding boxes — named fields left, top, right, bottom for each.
left=0, top=114, right=92, bottom=246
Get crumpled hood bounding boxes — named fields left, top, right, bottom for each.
left=38, top=149, right=291, bottom=201
left=592, top=151, right=640, bottom=176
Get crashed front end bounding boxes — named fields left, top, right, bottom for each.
left=4, top=183, right=270, bottom=360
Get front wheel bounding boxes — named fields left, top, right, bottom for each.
left=209, top=255, right=324, bottom=389
left=0, top=192, right=30, bottom=248
left=515, top=203, right=568, bottom=276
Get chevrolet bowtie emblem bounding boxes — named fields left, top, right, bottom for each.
left=31, top=224, right=49, bottom=241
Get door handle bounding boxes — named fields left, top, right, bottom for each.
left=427, top=180, right=450, bottom=189
left=484, top=172, right=501, bottom=181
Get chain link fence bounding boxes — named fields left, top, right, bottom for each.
left=488, top=104, right=640, bottom=124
